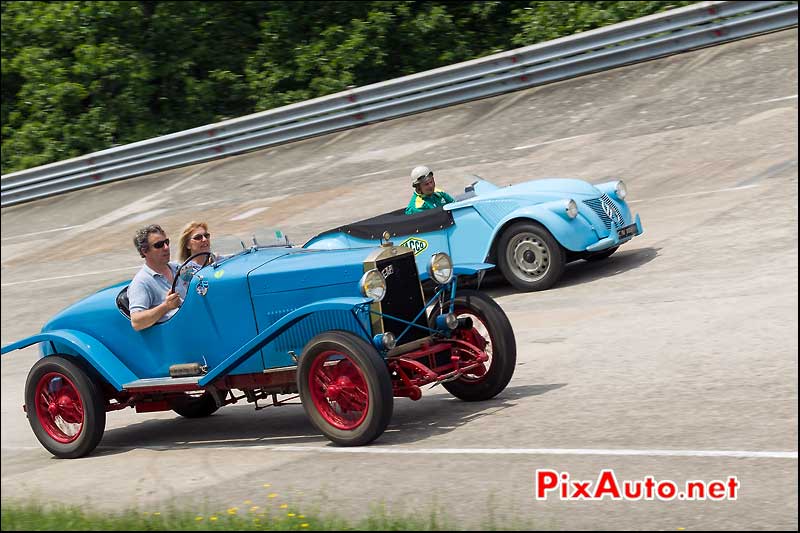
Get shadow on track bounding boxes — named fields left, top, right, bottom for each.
left=468, top=246, right=660, bottom=298
left=91, top=383, right=565, bottom=456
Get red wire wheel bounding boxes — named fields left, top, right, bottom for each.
left=33, top=372, right=85, bottom=443
left=25, top=356, right=106, bottom=459
left=308, top=350, right=370, bottom=430
left=432, top=289, right=517, bottom=401
left=298, top=331, right=393, bottom=446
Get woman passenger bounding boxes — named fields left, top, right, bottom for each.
left=175, top=221, right=221, bottom=299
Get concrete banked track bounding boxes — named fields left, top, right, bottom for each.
left=1, top=29, right=797, bottom=529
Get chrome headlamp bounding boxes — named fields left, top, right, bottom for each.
left=372, top=332, right=396, bottom=350
left=435, top=313, right=459, bottom=331
left=427, top=252, right=454, bottom=285
left=565, top=199, right=578, bottom=219
left=359, top=269, right=386, bottom=302
left=615, top=180, right=627, bottom=200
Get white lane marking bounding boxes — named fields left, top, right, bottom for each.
left=352, top=169, right=394, bottom=178
left=27, top=445, right=789, bottom=459
left=434, top=154, right=482, bottom=164
left=512, top=134, right=587, bottom=151
left=1, top=225, right=84, bottom=241
left=229, top=207, right=269, bottom=221
left=628, top=184, right=760, bottom=204
left=261, top=447, right=799, bottom=459
left=126, top=208, right=169, bottom=224
left=1, top=266, right=139, bottom=287
left=749, top=94, right=797, bottom=105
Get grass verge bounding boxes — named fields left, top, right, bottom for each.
left=1, top=500, right=516, bottom=531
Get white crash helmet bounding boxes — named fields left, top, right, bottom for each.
left=411, top=165, right=433, bottom=188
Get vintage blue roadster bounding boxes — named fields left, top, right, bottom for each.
left=304, top=177, right=644, bottom=292
left=1, top=241, right=515, bottom=458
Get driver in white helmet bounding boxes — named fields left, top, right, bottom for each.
left=405, top=165, right=455, bottom=215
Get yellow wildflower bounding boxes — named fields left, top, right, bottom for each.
left=263, top=483, right=272, bottom=488
left=301, top=523, right=309, bottom=528
left=268, top=493, right=278, bottom=498
left=288, top=513, right=296, bottom=517
left=279, top=503, right=288, bottom=509
left=244, top=500, right=252, bottom=505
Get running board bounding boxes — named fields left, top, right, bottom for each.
left=123, top=376, right=203, bottom=393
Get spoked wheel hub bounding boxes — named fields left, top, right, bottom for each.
left=310, top=353, right=369, bottom=430
left=35, top=372, right=84, bottom=444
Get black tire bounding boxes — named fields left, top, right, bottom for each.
left=298, top=331, right=393, bottom=446
left=24, top=355, right=106, bottom=459
left=586, top=246, right=619, bottom=262
left=172, top=391, right=222, bottom=418
left=432, top=290, right=516, bottom=401
left=496, top=221, right=565, bottom=291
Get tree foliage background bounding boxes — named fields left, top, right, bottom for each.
left=1, top=1, right=694, bottom=175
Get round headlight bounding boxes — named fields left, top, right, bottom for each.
left=566, top=199, right=578, bottom=219
left=435, top=313, right=459, bottom=331
left=381, top=332, right=396, bottom=349
left=615, top=180, right=627, bottom=200
left=359, top=269, right=386, bottom=302
left=373, top=332, right=396, bottom=350
left=427, top=253, right=453, bottom=285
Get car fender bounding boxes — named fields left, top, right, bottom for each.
left=199, top=296, right=373, bottom=386
left=484, top=201, right=579, bottom=260
left=1, top=329, right=138, bottom=391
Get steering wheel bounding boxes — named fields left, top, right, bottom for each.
left=171, top=252, right=214, bottom=295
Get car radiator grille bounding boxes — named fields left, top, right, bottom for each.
left=583, top=194, right=624, bottom=230
left=375, top=252, right=428, bottom=343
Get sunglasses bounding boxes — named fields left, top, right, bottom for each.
left=152, top=238, right=170, bottom=249
left=191, top=232, right=211, bottom=241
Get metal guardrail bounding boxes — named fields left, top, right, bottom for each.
left=1, top=0, right=796, bottom=207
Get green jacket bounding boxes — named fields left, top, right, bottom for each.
left=405, top=190, right=455, bottom=215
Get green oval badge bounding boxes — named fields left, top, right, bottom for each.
left=213, top=269, right=225, bottom=279
left=398, top=237, right=428, bottom=255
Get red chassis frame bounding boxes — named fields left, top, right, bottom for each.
left=98, top=337, right=489, bottom=413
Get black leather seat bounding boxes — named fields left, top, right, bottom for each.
left=116, top=286, right=131, bottom=319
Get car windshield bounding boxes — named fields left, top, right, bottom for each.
left=211, top=228, right=293, bottom=261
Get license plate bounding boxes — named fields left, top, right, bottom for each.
left=617, top=224, right=637, bottom=239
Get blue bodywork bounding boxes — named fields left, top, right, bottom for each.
left=1, top=245, right=465, bottom=392
left=303, top=178, right=643, bottom=277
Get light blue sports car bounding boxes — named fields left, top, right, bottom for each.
left=304, top=177, right=643, bottom=292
